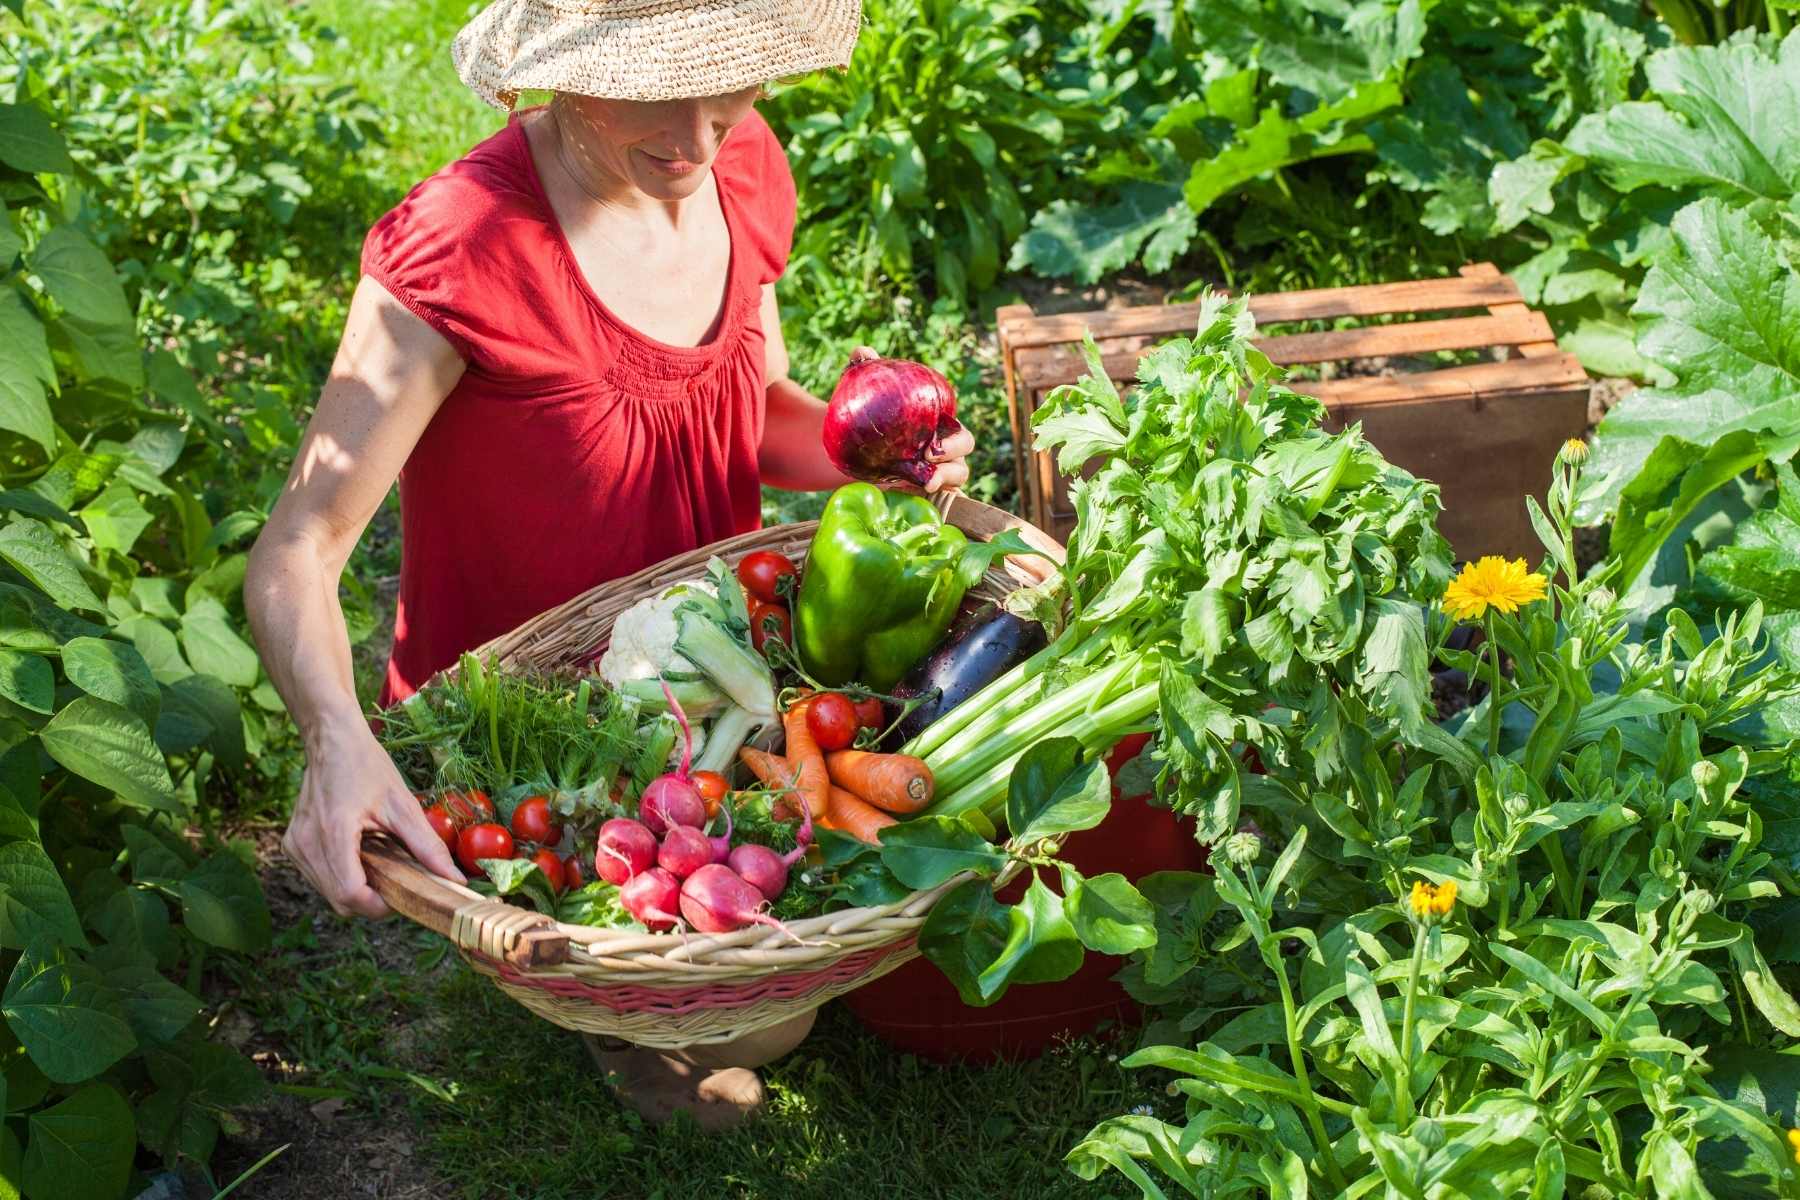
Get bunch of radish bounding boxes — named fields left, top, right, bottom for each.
left=597, top=681, right=813, bottom=935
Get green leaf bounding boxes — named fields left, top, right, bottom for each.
left=1344, top=957, right=1401, bottom=1072
left=1005, top=737, right=1110, bottom=844
left=0, top=842, right=84, bottom=952
left=21, top=1084, right=132, bottom=1200
left=0, top=290, right=56, bottom=457
left=878, top=816, right=1008, bottom=891
left=1009, top=179, right=1196, bottom=284
left=117, top=616, right=189, bottom=684
left=0, top=652, right=49, bottom=716
left=60, top=637, right=160, bottom=727
left=87, top=888, right=175, bottom=966
left=0, top=104, right=73, bottom=175
left=0, top=522, right=100, bottom=614
left=918, top=877, right=1014, bottom=1006
left=975, top=876, right=1084, bottom=1000
left=38, top=696, right=177, bottom=812
left=87, top=944, right=198, bottom=1044
left=76, top=484, right=152, bottom=556
left=2, top=943, right=134, bottom=1083
left=28, top=226, right=132, bottom=330
left=154, top=673, right=243, bottom=769
left=1566, top=36, right=1798, bottom=202
left=1357, top=597, right=1431, bottom=739
left=1731, top=926, right=1800, bottom=1036
left=1609, top=429, right=1769, bottom=593
left=177, top=852, right=271, bottom=953
left=1065, top=872, right=1156, bottom=955
left=177, top=598, right=258, bottom=688
left=1490, top=941, right=1612, bottom=1036
left=1581, top=200, right=1800, bottom=522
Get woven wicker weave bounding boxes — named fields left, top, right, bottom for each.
left=363, top=492, right=1062, bottom=1048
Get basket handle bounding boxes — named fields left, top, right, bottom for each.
left=361, top=833, right=570, bottom=968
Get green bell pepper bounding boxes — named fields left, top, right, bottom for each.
left=794, top=483, right=972, bottom=690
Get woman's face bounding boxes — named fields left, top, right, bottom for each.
left=553, top=86, right=763, bottom=202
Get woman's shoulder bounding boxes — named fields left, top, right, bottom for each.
left=716, top=110, right=796, bottom=285
left=363, top=122, right=539, bottom=261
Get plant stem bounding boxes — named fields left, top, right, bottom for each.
left=1484, top=612, right=1502, bottom=758
left=1398, top=925, right=1426, bottom=1128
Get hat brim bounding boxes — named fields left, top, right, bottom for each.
left=453, top=0, right=863, bottom=110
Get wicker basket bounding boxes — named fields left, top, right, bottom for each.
left=361, top=492, right=1063, bottom=1048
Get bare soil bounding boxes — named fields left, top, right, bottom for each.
left=206, top=829, right=447, bottom=1200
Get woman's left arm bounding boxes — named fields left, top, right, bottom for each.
left=757, top=285, right=972, bottom=493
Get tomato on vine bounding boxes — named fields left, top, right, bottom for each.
left=736, top=551, right=798, bottom=604
left=806, top=692, right=859, bottom=752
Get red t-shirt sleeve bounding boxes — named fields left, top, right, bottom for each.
left=360, top=154, right=539, bottom=368
left=722, top=111, right=797, bottom=286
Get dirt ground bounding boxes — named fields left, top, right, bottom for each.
left=205, top=831, right=446, bottom=1200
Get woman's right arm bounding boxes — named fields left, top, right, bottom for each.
left=246, top=277, right=467, bottom=918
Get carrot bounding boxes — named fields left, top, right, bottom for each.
left=828, top=786, right=895, bottom=844
left=782, top=698, right=831, bottom=825
left=824, top=750, right=934, bottom=814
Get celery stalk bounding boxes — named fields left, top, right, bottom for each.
left=675, top=610, right=775, bottom=719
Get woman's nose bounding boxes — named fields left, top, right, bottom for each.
left=667, top=99, right=726, bottom=161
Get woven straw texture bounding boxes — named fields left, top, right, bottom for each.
left=453, top=0, right=862, bottom=109
left=384, top=493, right=1060, bottom=1048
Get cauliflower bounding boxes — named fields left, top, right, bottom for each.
left=597, top=580, right=716, bottom=685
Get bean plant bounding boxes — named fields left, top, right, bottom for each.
left=1072, top=445, right=1800, bottom=1197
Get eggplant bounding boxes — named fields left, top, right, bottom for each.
left=888, top=605, right=1047, bottom=744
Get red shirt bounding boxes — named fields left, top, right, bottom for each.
left=361, top=111, right=795, bottom=703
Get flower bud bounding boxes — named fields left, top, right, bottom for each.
left=1222, top=831, right=1262, bottom=869
left=1691, top=760, right=1721, bottom=791
left=1502, top=793, right=1531, bottom=820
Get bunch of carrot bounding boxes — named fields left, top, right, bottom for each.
left=738, top=698, right=933, bottom=844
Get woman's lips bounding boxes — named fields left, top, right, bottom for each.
left=637, top=149, right=700, bottom=177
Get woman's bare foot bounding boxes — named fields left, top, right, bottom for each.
left=582, top=1037, right=766, bottom=1132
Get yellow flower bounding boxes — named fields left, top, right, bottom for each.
left=1559, top=437, right=1589, bottom=464
left=1409, top=879, right=1457, bottom=919
left=1788, top=1128, right=1800, bottom=1165
left=1441, top=556, right=1548, bottom=622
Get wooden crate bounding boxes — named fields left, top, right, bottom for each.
left=997, top=264, right=1590, bottom=562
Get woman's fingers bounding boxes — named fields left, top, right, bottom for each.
left=322, top=819, right=391, bottom=920
left=931, top=426, right=975, bottom=462
left=385, top=787, right=465, bottom=883
left=925, top=458, right=970, bottom=494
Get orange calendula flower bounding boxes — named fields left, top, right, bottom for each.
left=1409, top=879, right=1457, bottom=918
left=1788, top=1128, right=1800, bottom=1164
left=1441, top=556, right=1548, bottom=622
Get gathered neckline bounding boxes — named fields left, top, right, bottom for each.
left=507, top=111, right=747, bottom=371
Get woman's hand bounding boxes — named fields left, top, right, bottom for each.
left=922, top=423, right=975, bottom=495
left=281, top=717, right=464, bottom=919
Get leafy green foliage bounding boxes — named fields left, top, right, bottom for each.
left=1073, top=436, right=1800, bottom=1195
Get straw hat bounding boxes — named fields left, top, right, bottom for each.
left=452, top=0, right=864, bottom=110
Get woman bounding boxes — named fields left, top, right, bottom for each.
left=245, top=0, right=972, bottom=1131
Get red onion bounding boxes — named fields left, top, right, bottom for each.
left=823, top=349, right=962, bottom=488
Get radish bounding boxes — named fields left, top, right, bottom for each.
left=658, top=825, right=713, bottom=879
left=639, top=775, right=705, bottom=835
left=727, top=843, right=789, bottom=902
left=620, top=866, right=682, bottom=931
left=638, top=675, right=706, bottom=835
left=707, top=805, right=734, bottom=865
left=823, top=349, right=963, bottom=488
left=594, top=817, right=657, bottom=885
left=679, top=864, right=813, bottom=941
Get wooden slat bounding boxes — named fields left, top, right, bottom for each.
left=1460, top=262, right=1559, bottom=359
left=995, top=302, right=1035, bottom=522
left=996, top=270, right=1524, bottom=351
left=362, top=833, right=571, bottom=968
left=1296, top=353, right=1587, bottom=407
left=1015, top=309, right=1557, bottom=388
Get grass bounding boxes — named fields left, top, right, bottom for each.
left=229, top=903, right=1151, bottom=1199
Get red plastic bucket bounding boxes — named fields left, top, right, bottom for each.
left=843, top=735, right=1210, bottom=1064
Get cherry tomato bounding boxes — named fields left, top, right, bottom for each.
left=853, top=696, right=885, bottom=731
left=691, top=770, right=729, bottom=819
left=528, top=847, right=566, bottom=894
left=455, top=822, right=514, bottom=878
left=510, top=795, right=564, bottom=846
left=423, top=805, right=458, bottom=852
left=748, top=601, right=791, bottom=651
left=442, top=789, right=494, bottom=829
left=737, top=551, right=798, bottom=605
left=563, top=854, right=585, bottom=890
left=806, top=692, right=859, bottom=752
